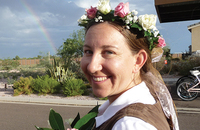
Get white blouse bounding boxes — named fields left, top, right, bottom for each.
left=95, top=81, right=157, bottom=130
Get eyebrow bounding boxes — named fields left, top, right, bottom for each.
left=83, top=45, right=119, bottom=49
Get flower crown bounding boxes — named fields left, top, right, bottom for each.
left=78, top=0, right=166, bottom=51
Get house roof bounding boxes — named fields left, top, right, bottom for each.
left=155, top=0, right=200, bottom=23
left=188, top=22, right=200, bottom=32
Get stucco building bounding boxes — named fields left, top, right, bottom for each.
left=188, top=22, right=200, bottom=53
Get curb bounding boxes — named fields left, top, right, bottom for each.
left=163, top=78, right=179, bottom=85
left=0, top=96, right=106, bottom=106
left=177, top=107, right=200, bottom=114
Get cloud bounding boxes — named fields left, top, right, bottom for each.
left=0, top=0, right=196, bottom=59
left=74, top=0, right=98, bottom=8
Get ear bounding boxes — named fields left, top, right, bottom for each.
left=132, top=49, right=147, bottom=73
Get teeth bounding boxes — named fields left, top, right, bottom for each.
left=93, top=77, right=108, bottom=82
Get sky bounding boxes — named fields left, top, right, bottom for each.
left=0, top=0, right=199, bottom=59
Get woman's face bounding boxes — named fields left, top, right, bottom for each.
left=81, top=23, right=138, bottom=102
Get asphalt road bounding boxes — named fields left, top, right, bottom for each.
left=1, top=100, right=200, bottom=130
left=0, top=102, right=92, bottom=130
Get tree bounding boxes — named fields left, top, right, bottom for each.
left=13, top=55, right=20, bottom=60
left=163, top=46, right=171, bottom=61
left=57, top=29, right=85, bottom=69
left=37, top=55, right=42, bottom=59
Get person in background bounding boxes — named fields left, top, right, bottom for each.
left=78, top=0, right=179, bottom=129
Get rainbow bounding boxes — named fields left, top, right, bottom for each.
left=20, top=0, right=57, bottom=54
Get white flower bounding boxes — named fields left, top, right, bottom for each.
left=95, top=18, right=98, bottom=22
left=78, top=15, right=88, bottom=24
left=81, top=15, right=87, bottom=20
left=125, top=19, right=130, bottom=24
left=132, top=10, right=138, bottom=15
left=133, top=16, right=138, bottom=23
left=97, top=0, right=111, bottom=15
left=126, top=14, right=133, bottom=21
left=98, top=16, right=102, bottom=20
left=153, top=28, right=159, bottom=37
left=126, top=26, right=130, bottom=29
left=138, top=14, right=157, bottom=31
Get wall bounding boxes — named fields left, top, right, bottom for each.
left=191, top=25, right=200, bottom=52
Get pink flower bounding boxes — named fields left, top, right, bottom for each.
left=86, top=6, right=97, bottom=19
left=157, top=36, right=166, bottom=48
left=114, top=2, right=129, bottom=18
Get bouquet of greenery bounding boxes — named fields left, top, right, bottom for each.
left=35, top=105, right=99, bottom=130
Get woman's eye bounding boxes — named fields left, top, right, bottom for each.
left=105, top=51, right=114, bottom=55
left=84, top=50, right=93, bottom=54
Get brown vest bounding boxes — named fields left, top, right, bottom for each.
left=93, top=101, right=173, bottom=130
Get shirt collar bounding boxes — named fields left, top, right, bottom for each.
left=95, top=81, right=155, bottom=127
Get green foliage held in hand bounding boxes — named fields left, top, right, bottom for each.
left=32, top=75, right=61, bottom=95
left=62, top=78, right=87, bottom=97
left=72, top=105, right=100, bottom=130
left=13, top=76, right=33, bottom=96
left=35, top=105, right=100, bottom=130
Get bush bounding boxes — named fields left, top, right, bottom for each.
left=20, top=69, right=45, bottom=78
left=159, top=56, right=200, bottom=76
left=32, top=75, right=61, bottom=95
left=0, top=73, right=3, bottom=80
left=0, top=59, right=20, bottom=70
left=13, top=76, right=33, bottom=96
left=62, top=78, right=87, bottom=97
left=7, top=77, right=16, bottom=85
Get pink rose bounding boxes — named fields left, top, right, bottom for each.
left=157, top=36, right=166, bottom=48
left=86, top=6, right=97, bottom=19
left=67, top=128, right=78, bottom=130
left=114, top=2, right=129, bottom=18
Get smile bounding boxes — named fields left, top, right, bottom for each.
left=93, top=77, right=108, bottom=82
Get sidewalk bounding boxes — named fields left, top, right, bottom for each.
left=0, top=76, right=179, bottom=106
left=0, top=96, right=105, bottom=106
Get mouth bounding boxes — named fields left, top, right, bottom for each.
left=92, top=76, right=109, bottom=82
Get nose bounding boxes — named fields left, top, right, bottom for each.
left=87, top=54, right=103, bottom=74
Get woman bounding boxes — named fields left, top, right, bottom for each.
left=79, top=0, right=179, bottom=130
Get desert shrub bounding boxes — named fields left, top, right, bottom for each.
left=13, top=76, right=33, bottom=96
left=12, top=75, right=18, bottom=80
left=32, top=75, right=61, bottom=95
left=20, top=68, right=45, bottom=78
left=159, top=56, right=200, bottom=76
left=0, top=59, right=20, bottom=70
left=175, top=57, right=200, bottom=75
left=0, top=73, right=3, bottom=80
left=62, top=78, right=87, bottom=97
left=172, top=58, right=180, bottom=61
left=3, top=72, right=9, bottom=78
left=7, top=77, right=16, bottom=85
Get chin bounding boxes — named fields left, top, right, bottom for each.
left=93, top=91, right=107, bottom=98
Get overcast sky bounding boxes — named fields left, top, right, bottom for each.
left=0, top=0, right=199, bottom=59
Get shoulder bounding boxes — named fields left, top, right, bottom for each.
left=112, top=116, right=157, bottom=130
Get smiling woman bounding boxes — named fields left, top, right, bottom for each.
left=81, top=22, right=141, bottom=102
left=77, top=0, right=179, bottom=130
